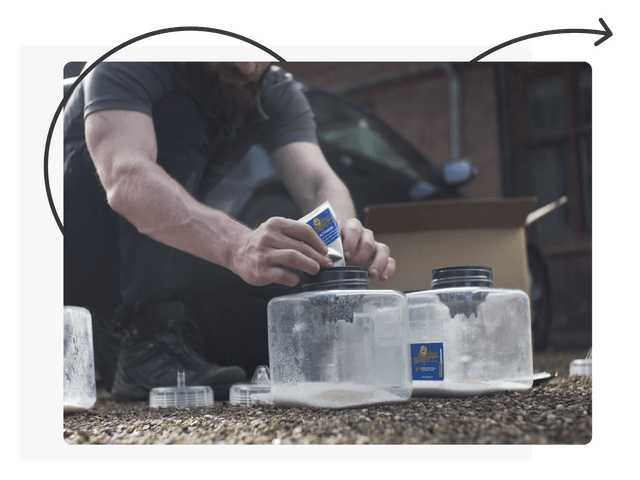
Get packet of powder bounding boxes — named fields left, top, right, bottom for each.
left=298, top=201, right=345, bottom=266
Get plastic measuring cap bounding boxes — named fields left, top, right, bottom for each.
left=149, top=370, right=214, bottom=408
left=229, top=365, right=272, bottom=406
left=569, top=348, right=592, bottom=377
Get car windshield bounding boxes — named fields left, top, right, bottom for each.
left=306, top=90, right=423, bottom=180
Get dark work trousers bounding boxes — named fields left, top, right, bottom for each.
left=64, top=93, right=299, bottom=375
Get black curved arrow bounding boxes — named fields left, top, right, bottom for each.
left=45, top=26, right=286, bottom=235
left=470, top=18, right=612, bottom=62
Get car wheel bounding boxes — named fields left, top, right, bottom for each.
left=238, top=194, right=303, bottom=229
left=527, top=244, right=552, bottom=351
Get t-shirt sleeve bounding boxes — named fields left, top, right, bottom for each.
left=258, top=71, right=319, bottom=154
left=82, top=62, right=178, bottom=119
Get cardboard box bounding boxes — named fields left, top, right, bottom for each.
left=364, top=197, right=537, bottom=294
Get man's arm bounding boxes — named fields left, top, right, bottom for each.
left=268, top=141, right=355, bottom=224
left=270, top=141, right=396, bottom=282
left=85, top=109, right=333, bottom=287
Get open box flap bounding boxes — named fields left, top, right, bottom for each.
left=364, top=197, right=538, bottom=233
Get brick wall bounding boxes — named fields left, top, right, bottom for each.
left=280, top=62, right=503, bottom=198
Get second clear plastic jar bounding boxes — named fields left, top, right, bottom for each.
left=407, top=266, right=533, bottom=396
left=267, top=267, right=412, bottom=409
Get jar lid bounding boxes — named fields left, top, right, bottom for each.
left=431, top=266, right=493, bottom=289
left=302, top=266, right=369, bottom=292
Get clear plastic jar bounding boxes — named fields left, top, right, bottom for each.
left=63, top=306, right=97, bottom=414
left=267, top=267, right=412, bottom=409
left=407, top=266, right=533, bottom=396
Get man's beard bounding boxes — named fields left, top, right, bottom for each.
left=202, top=63, right=266, bottom=122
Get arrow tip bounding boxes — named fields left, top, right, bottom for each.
left=595, top=18, right=612, bottom=46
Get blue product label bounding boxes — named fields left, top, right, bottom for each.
left=411, top=343, right=444, bottom=381
left=306, top=207, right=340, bottom=245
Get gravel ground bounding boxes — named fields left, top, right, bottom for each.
left=63, top=349, right=591, bottom=445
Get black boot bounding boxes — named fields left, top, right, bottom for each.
left=110, top=301, right=247, bottom=401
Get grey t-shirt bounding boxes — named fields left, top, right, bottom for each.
left=64, top=62, right=318, bottom=166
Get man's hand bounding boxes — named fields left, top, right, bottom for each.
left=231, top=217, right=334, bottom=287
left=341, top=218, right=395, bottom=282
left=269, top=142, right=395, bottom=283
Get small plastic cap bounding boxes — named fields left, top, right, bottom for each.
left=431, top=266, right=493, bottom=289
left=149, top=370, right=214, bottom=408
left=230, top=365, right=272, bottom=406
left=230, top=384, right=271, bottom=406
left=569, top=349, right=592, bottom=377
left=569, top=359, right=592, bottom=377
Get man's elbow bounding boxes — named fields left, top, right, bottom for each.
left=103, top=163, right=193, bottom=236
left=105, top=179, right=135, bottom=221
left=102, top=163, right=145, bottom=220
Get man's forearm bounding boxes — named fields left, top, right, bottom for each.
left=270, top=142, right=356, bottom=227
left=84, top=108, right=247, bottom=269
left=311, top=180, right=356, bottom=229
left=105, top=158, right=249, bottom=271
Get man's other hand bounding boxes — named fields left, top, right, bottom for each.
left=340, top=218, right=396, bottom=282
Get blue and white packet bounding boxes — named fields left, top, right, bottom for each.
left=298, top=201, right=345, bottom=266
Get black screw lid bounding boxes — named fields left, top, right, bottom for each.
left=431, top=266, right=493, bottom=289
left=302, top=266, right=370, bottom=292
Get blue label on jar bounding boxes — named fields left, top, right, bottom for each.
left=306, top=207, right=340, bottom=245
left=411, top=343, right=444, bottom=381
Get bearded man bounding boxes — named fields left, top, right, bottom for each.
left=63, top=62, right=395, bottom=401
